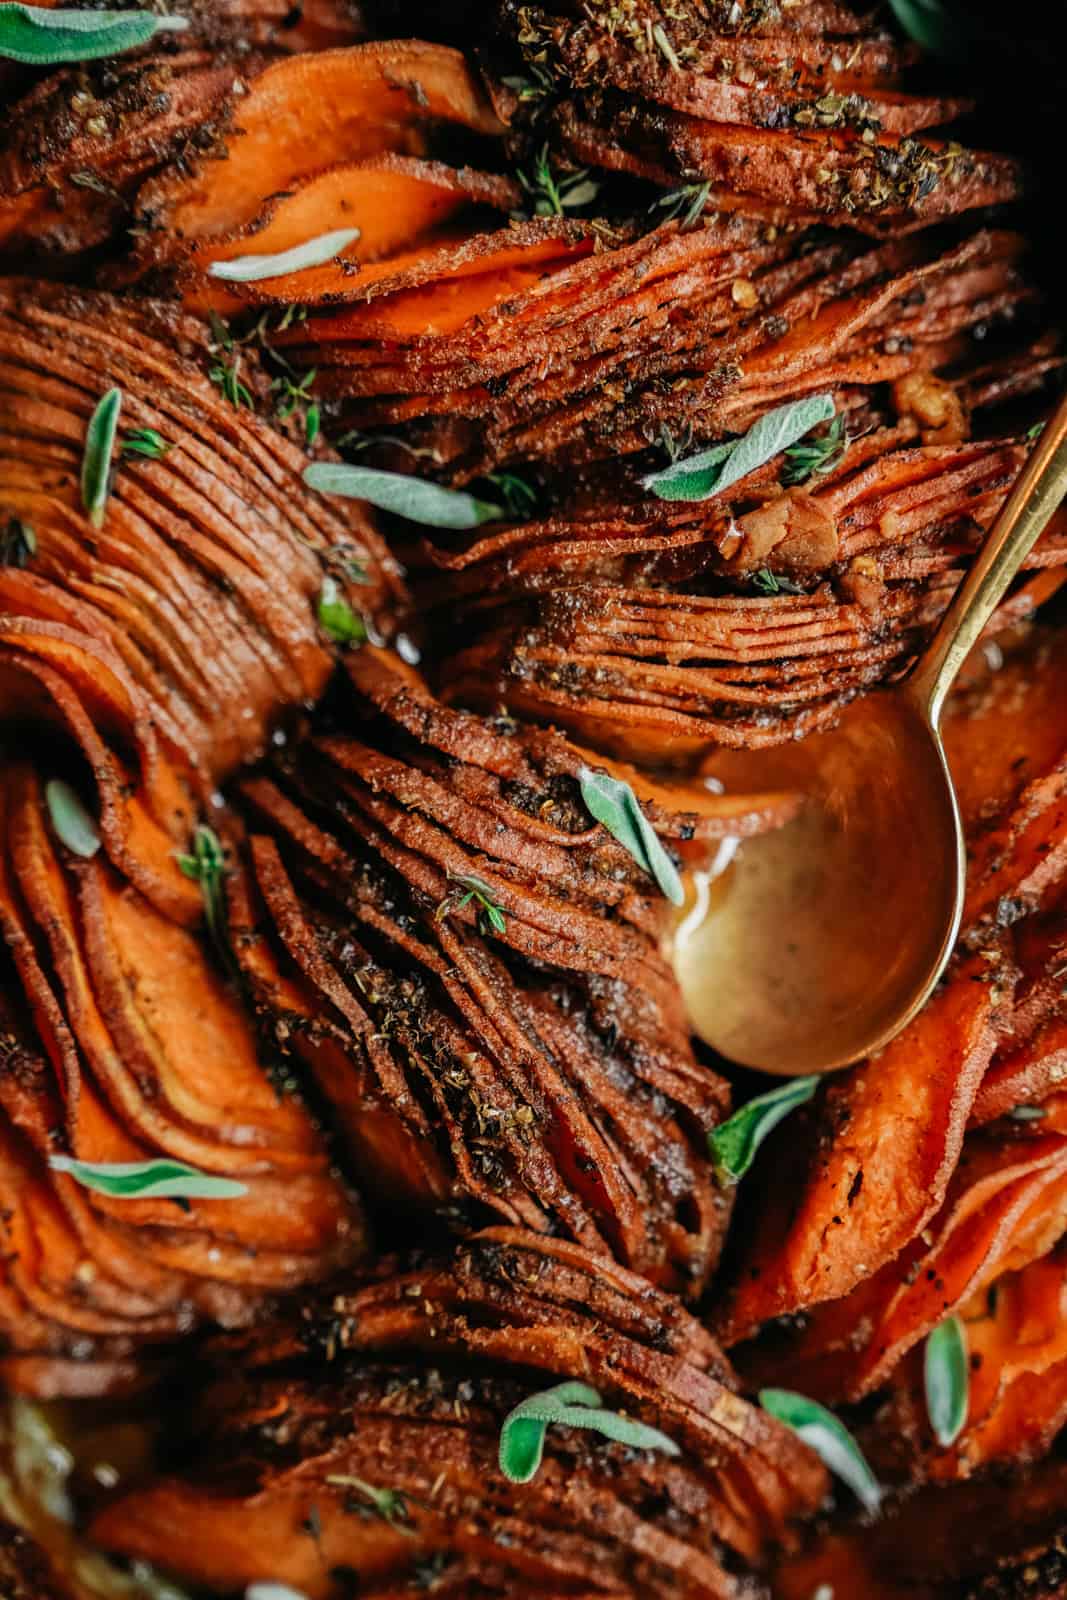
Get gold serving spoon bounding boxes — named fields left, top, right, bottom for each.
left=674, top=391, right=1067, bottom=1075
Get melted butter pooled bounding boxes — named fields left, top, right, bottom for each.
left=670, top=692, right=962, bottom=1075
left=675, top=802, right=885, bottom=1067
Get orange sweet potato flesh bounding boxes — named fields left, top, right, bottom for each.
left=134, top=41, right=504, bottom=251
left=186, top=156, right=521, bottom=314
left=717, top=949, right=1005, bottom=1345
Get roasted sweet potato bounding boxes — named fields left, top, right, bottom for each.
left=91, top=1229, right=827, bottom=1598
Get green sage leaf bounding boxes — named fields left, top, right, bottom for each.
left=924, top=1314, right=969, bottom=1447
left=0, top=3, right=187, bottom=64
left=498, top=1380, right=679, bottom=1484
left=81, top=387, right=122, bottom=529
left=642, top=394, right=836, bottom=503
left=45, top=778, right=100, bottom=859
left=49, top=1155, right=247, bottom=1199
left=317, top=576, right=366, bottom=647
left=709, top=1076, right=819, bottom=1185
left=759, top=1389, right=881, bottom=1513
left=578, top=769, right=683, bottom=906
left=209, top=228, right=361, bottom=282
left=304, top=463, right=503, bottom=530
left=887, top=0, right=955, bottom=53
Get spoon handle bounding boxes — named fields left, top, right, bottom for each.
left=908, top=388, right=1067, bottom=726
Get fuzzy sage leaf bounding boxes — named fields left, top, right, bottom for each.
left=49, top=1155, right=247, bottom=1199
left=759, top=1389, right=881, bottom=1513
left=81, top=387, right=122, bottom=529
left=887, top=0, right=955, bottom=53
left=709, top=1076, right=819, bottom=1185
left=304, top=463, right=503, bottom=531
left=642, top=394, right=836, bottom=503
left=578, top=769, right=683, bottom=906
left=924, top=1314, right=969, bottom=1447
left=0, top=4, right=187, bottom=64
left=45, top=778, right=100, bottom=859
left=209, top=228, right=361, bottom=282
left=498, top=1380, right=679, bottom=1484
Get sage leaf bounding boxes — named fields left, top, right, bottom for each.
left=924, top=1314, right=968, bottom=1447
left=709, top=1076, right=819, bottom=1185
left=49, top=1155, right=247, bottom=1199
left=45, top=778, right=100, bottom=859
left=208, top=228, right=361, bottom=282
left=499, top=1380, right=679, bottom=1484
left=0, top=3, right=187, bottom=64
left=246, top=1589, right=310, bottom=1600
left=887, top=0, right=954, bottom=53
left=578, top=769, right=683, bottom=906
left=304, top=463, right=502, bottom=530
left=317, top=576, right=366, bottom=646
left=759, top=1389, right=881, bottom=1513
left=642, top=394, right=836, bottom=503
left=80, top=387, right=122, bottom=529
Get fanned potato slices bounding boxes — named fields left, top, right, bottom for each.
left=91, top=1229, right=827, bottom=1598
left=222, top=645, right=796, bottom=1294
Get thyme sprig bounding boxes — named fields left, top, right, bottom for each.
left=272, top=368, right=319, bottom=445
left=781, top=413, right=847, bottom=486
left=176, top=824, right=235, bottom=973
left=121, top=427, right=170, bottom=460
left=209, top=352, right=254, bottom=410
left=516, top=145, right=600, bottom=218
left=650, top=180, right=711, bottom=230
left=326, top=1474, right=415, bottom=1535
left=752, top=568, right=805, bottom=596
left=438, top=873, right=507, bottom=936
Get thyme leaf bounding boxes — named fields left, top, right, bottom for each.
left=924, top=1314, right=968, bottom=1447
left=438, top=873, right=507, bottom=936
left=781, top=413, right=847, bottom=486
left=759, top=1389, right=881, bottom=1513
left=208, top=227, right=360, bottom=283
left=121, top=427, right=170, bottom=460
left=80, top=387, right=122, bottom=528
left=209, top=354, right=253, bottom=410
left=485, top=471, right=539, bottom=519
left=176, top=824, right=234, bottom=971
left=887, top=0, right=955, bottom=54
left=317, top=576, right=366, bottom=647
left=0, top=3, right=187, bottom=65
left=751, top=568, right=805, bottom=596
left=642, top=394, right=837, bottom=503
left=45, top=778, right=100, bottom=858
left=516, top=145, right=600, bottom=218
left=326, top=1474, right=415, bottom=1535
left=578, top=769, right=683, bottom=906
left=650, top=180, right=711, bottom=230
left=498, top=1381, right=679, bottom=1484
left=708, top=1076, right=819, bottom=1185
left=49, top=1155, right=247, bottom=1199
left=304, top=463, right=503, bottom=530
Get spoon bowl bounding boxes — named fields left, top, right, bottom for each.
left=674, top=390, right=1067, bottom=1075
left=675, top=687, right=963, bottom=1073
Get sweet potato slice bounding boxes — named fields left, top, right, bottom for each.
left=717, top=949, right=1005, bottom=1345
left=92, top=1230, right=827, bottom=1597
left=187, top=157, right=522, bottom=313
left=132, top=42, right=504, bottom=255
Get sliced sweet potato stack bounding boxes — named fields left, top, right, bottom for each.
left=185, top=155, right=522, bottom=314
left=127, top=41, right=504, bottom=276
left=217, top=644, right=799, bottom=1293
left=0, top=758, right=368, bottom=1395
left=91, top=1229, right=827, bottom=1598
left=0, top=278, right=405, bottom=797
